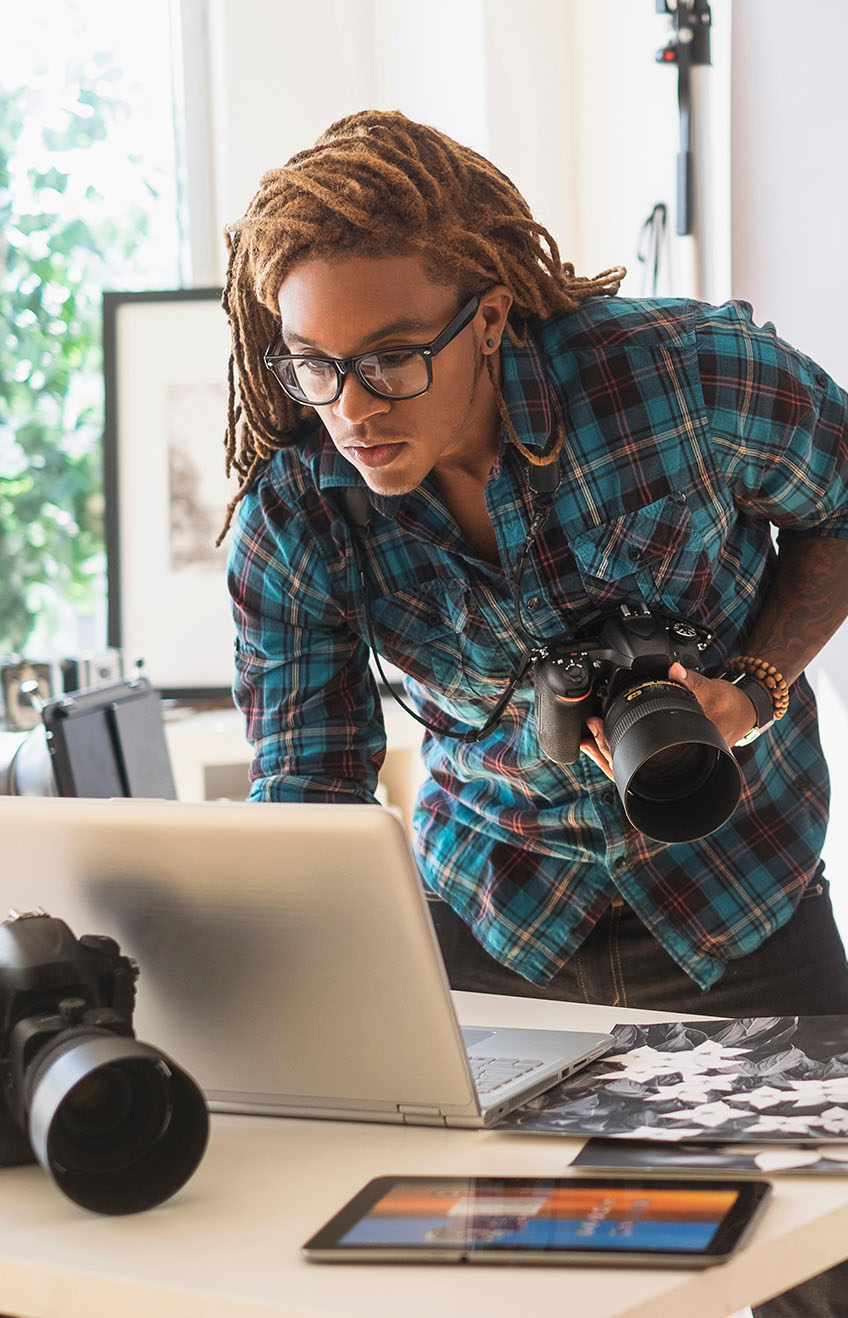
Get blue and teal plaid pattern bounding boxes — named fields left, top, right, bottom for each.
left=228, top=297, right=848, bottom=989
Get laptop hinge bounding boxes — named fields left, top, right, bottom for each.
left=398, top=1104, right=447, bottom=1126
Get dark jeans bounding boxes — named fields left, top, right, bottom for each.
left=427, top=878, right=848, bottom=1316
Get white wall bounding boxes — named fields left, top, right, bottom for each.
left=730, top=0, right=848, bottom=922
left=188, top=0, right=730, bottom=300
left=558, top=0, right=731, bottom=302
left=731, top=0, right=848, bottom=380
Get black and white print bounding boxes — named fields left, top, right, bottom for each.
left=500, top=1016, right=848, bottom=1143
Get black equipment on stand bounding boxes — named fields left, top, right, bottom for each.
left=656, top=0, right=713, bottom=238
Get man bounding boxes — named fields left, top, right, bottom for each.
left=221, top=111, right=848, bottom=1315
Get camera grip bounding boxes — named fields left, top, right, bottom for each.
left=534, top=670, right=591, bottom=765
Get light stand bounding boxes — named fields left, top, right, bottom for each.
left=656, top=0, right=718, bottom=301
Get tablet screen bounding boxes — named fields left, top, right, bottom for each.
left=304, top=1174, right=770, bottom=1262
left=339, top=1179, right=737, bottom=1251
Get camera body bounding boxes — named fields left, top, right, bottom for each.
left=0, top=908, right=208, bottom=1214
left=0, top=910, right=137, bottom=1162
left=534, top=604, right=710, bottom=765
left=534, top=604, right=741, bottom=843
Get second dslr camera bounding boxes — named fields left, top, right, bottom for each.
left=0, top=908, right=208, bottom=1214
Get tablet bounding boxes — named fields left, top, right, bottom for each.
left=301, top=1174, right=771, bottom=1267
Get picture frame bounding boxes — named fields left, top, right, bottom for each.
left=103, top=288, right=234, bottom=700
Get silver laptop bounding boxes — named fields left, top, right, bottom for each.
left=0, top=797, right=612, bottom=1128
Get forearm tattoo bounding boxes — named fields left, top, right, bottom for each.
left=745, top=535, right=848, bottom=685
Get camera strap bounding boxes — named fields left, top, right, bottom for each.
left=342, top=453, right=554, bottom=743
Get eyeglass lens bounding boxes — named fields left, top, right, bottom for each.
left=278, top=349, right=430, bottom=404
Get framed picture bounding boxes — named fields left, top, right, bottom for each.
left=103, top=288, right=234, bottom=699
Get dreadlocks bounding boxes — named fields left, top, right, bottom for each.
left=219, top=109, right=625, bottom=541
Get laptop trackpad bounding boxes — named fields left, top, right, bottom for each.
left=461, top=1027, right=496, bottom=1049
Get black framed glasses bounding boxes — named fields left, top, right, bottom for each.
left=263, top=294, right=481, bottom=406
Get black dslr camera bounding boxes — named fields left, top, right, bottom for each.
left=0, top=909, right=208, bottom=1214
left=534, top=605, right=742, bottom=843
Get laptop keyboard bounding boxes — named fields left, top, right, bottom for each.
left=469, top=1056, right=545, bottom=1094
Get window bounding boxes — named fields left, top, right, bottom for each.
left=0, top=0, right=183, bottom=661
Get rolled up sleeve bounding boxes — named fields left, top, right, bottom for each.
left=227, top=485, right=386, bottom=803
left=696, top=300, right=848, bottom=538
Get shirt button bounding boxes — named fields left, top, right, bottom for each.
left=614, top=856, right=627, bottom=871
left=627, top=547, right=643, bottom=563
left=427, top=610, right=441, bottom=627
left=602, top=791, right=615, bottom=805
left=527, top=595, right=541, bottom=611
left=815, top=372, right=828, bottom=387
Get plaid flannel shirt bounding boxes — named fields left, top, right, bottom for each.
left=228, top=296, right=848, bottom=989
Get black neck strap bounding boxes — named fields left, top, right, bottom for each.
left=342, top=450, right=558, bottom=743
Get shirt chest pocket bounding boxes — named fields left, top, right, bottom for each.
left=570, top=495, right=712, bottom=617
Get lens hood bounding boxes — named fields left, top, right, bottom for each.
left=27, top=1030, right=209, bottom=1214
left=606, top=679, right=742, bottom=843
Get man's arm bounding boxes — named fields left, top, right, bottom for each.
left=228, top=487, right=387, bottom=803
left=740, top=533, right=848, bottom=685
left=673, top=533, right=848, bottom=747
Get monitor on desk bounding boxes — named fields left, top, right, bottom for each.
left=40, top=677, right=176, bottom=799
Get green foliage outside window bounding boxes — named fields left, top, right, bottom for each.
left=0, top=48, right=173, bottom=657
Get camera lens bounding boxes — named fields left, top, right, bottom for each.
left=629, top=742, right=721, bottom=802
left=26, top=1032, right=208, bottom=1214
left=605, top=679, right=742, bottom=842
left=49, top=1059, right=172, bottom=1175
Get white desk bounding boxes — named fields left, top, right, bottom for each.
left=1, top=992, right=846, bottom=1318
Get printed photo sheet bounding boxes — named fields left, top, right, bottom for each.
left=499, top=1016, right=848, bottom=1143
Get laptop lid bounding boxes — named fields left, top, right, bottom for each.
left=0, top=798, right=609, bottom=1125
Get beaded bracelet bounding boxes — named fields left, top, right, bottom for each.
left=725, top=655, right=790, bottom=721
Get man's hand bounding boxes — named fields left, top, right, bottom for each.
left=665, top=662, right=758, bottom=748
left=581, top=718, right=615, bottom=780
left=580, top=662, right=759, bottom=781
